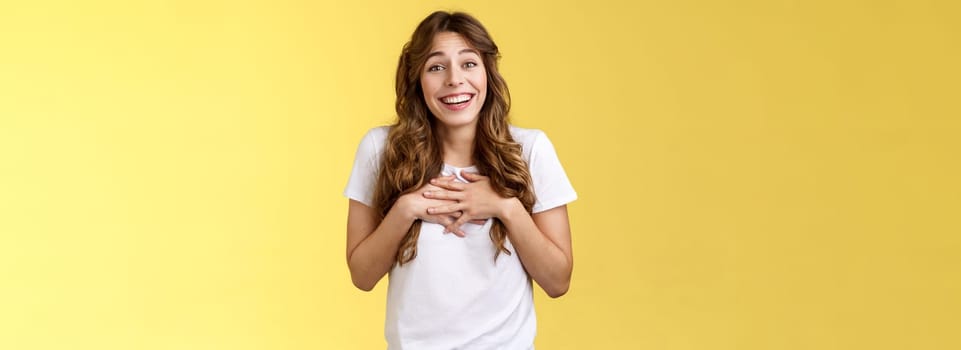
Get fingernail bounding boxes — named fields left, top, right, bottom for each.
left=424, top=191, right=431, bottom=197
left=428, top=208, right=435, bottom=213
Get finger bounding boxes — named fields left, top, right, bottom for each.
left=460, top=172, right=488, bottom=181
left=430, top=175, right=455, bottom=185
left=441, top=215, right=455, bottom=227
left=430, top=178, right=466, bottom=191
left=424, top=177, right=454, bottom=191
left=423, top=190, right=465, bottom=201
left=426, top=198, right=459, bottom=209
left=468, top=219, right=487, bottom=225
left=422, top=215, right=453, bottom=226
left=427, top=203, right=464, bottom=215
left=435, top=215, right=454, bottom=227
left=425, top=184, right=447, bottom=192
left=429, top=176, right=453, bottom=189
left=446, top=215, right=470, bottom=237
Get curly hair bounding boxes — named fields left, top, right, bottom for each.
left=372, top=11, right=536, bottom=265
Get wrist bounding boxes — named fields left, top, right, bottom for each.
left=393, top=193, right=418, bottom=223
left=498, top=197, right=524, bottom=222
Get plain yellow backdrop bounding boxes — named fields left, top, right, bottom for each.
left=1, top=0, right=959, bottom=349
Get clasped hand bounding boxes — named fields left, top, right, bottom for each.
left=402, top=172, right=509, bottom=237
left=423, top=172, right=511, bottom=237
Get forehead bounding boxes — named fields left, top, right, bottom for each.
left=428, top=32, right=475, bottom=55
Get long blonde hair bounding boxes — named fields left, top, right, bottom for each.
left=372, top=11, right=535, bottom=265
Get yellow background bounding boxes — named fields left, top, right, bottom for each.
left=2, top=0, right=959, bottom=349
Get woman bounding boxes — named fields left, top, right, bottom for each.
left=344, top=11, right=577, bottom=349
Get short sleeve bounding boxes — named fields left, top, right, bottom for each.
left=529, top=131, right=578, bottom=213
left=343, top=128, right=386, bottom=207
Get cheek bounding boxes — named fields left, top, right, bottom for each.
left=474, top=74, right=488, bottom=102
left=475, top=69, right=488, bottom=89
left=478, top=77, right=488, bottom=92
left=420, top=75, right=437, bottom=99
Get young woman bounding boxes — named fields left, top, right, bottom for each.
left=344, top=11, right=577, bottom=349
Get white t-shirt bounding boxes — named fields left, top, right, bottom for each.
left=344, top=125, right=577, bottom=349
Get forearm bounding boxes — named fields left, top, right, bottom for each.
left=499, top=199, right=573, bottom=298
left=347, top=205, right=414, bottom=291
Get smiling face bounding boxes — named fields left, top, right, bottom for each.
left=421, top=32, right=488, bottom=130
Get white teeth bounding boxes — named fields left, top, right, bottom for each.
left=441, top=94, right=472, bottom=104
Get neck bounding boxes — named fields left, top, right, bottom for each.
left=437, top=123, right=476, bottom=167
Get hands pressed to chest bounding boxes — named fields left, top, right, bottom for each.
left=397, top=172, right=515, bottom=237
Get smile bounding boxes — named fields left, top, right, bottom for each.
left=439, top=93, right=474, bottom=111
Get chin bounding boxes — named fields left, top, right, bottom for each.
left=435, top=113, right=479, bottom=128
left=429, top=104, right=483, bottom=128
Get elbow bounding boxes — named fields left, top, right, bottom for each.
left=349, top=267, right=378, bottom=292
left=347, top=260, right=377, bottom=292
left=352, top=276, right=376, bottom=292
left=545, top=281, right=570, bottom=298
left=545, top=260, right=573, bottom=298
left=545, top=265, right=572, bottom=298
left=349, top=266, right=377, bottom=291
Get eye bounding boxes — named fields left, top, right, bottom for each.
left=428, top=64, right=445, bottom=72
left=464, top=61, right=478, bottom=69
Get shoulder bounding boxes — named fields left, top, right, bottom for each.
left=508, top=124, right=544, bottom=146
left=510, top=124, right=558, bottom=161
left=349, top=126, right=391, bottom=169
left=355, top=126, right=390, bottom=157
left=509, top=125, right=577, bottom=212
left=345, top=126, right=391, bottom=206
left=509, top=125, right=547, bottom=159
left=360, top=126, right=390, bottom=146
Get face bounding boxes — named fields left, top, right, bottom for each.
left=421, top=32, right=487, bottom=129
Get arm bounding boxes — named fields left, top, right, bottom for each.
left=346, top=180, right=471, bottom=291
left=346, top=199, right=415, bottom=291
left=499, top=200, right=573, bottom=298
left=425, top=173, right=574, bottom=298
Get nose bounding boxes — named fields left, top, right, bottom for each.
left=445, top=67, right=464, bottom=87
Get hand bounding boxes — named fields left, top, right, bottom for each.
left=424, top=172, right=509, bottom=236
left=397, top=179, right=484, bottom=237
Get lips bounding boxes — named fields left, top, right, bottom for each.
left=441, top=93, right=473, bottom=104
left=438, top=93, right=474, bottom=111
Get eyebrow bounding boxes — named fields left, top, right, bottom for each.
left=426, top=48, right=480, bottom=60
